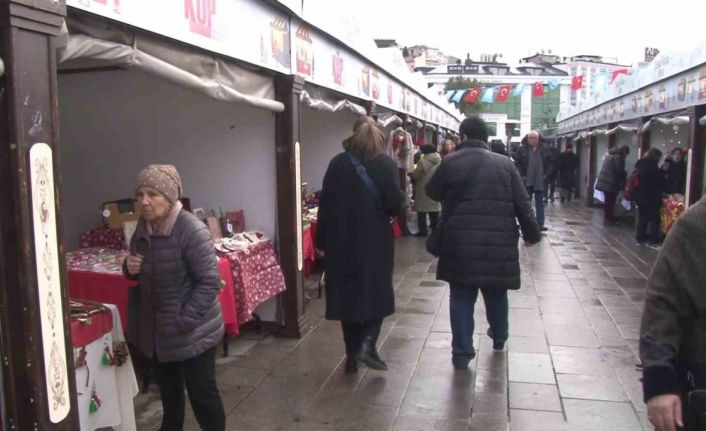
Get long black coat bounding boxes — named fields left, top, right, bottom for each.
left=316, top=152, right=403, bottom=323
left=557, top=151, right=579, bottom=190
left=426, top=140, right=541, bottom=290
left=635, top=158, right=666, bottom=209
left=664, top=160, right=687, bottom=194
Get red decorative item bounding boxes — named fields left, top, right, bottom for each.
left=391, top=218, right=402, bottom=239
left=392, top=134, right=406, bottom=151
left=571, top=76, right=584, bottom=91
left=611, top=69, right=629, bottom=83
left=79, top=227, right=126, bottom=250
left=463, top=88, right=480, bottom=103
left=495, top=85, right=512, bottom=103
left=533, top=82, right=545, bottom=97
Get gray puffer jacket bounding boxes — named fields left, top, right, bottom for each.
left=125, top=209, right=223, bottom=362
left=595, top=147, right=627, bottom=193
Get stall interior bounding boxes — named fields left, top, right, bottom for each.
left=58, top=67, right=284, bottom=325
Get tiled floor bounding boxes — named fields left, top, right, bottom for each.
left=134, top=202, right=659, bottom=430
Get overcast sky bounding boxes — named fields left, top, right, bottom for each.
left=352, top=0, right=706, bottom=65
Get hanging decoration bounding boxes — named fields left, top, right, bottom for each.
left=481, top=87, right=496, bottom=103
left=611, top=68, right=630, bottom=83
left=101, top=340, right=116, bottom=367
left=512, top=84, right=525, bottom=97
left=548, top=80, right=560, bottom=90
left=495, top=85, right=512, bottom=103
left=463, top=87, right=481, bottom=103
left=451, top=90, right=464, bottom=103
left=88, top=383, right=101, bottom=414
left=571, top=75, right=584, bottom=91
left=533, top=82, right=545, bottom=97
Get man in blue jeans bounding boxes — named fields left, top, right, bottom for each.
left=426, top=117, right=541, bottom=370
left=514, top=131, right=551, bottom=232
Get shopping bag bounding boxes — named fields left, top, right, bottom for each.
left=406, top=211, right=419, bottom=236
left=592, top=179, right=605, bottom=203
left=391, top=218, right=403, bottom=239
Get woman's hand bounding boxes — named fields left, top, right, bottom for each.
left=126, top=254, right=144, bottom=276
left=647, top=394, right=683, bottom=431
left=315, top=248, right=325, bottom=258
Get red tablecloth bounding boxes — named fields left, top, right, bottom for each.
left=303, top=220, right=321, bottom=278
left=303, top=226, right=315, bottom=278
left=70, top=308, right=114, bottom=348
left=68, top=270, right=136, bottom=330
left=219, top=240, right=287, bottom=324
left=68, top=255, right=239, bottom=336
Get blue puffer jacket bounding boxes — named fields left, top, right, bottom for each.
left=125, top=209, right=223, bottom=362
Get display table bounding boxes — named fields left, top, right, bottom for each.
left=71, top=303, right=138, bottom=431
left=67, top=248, right=239, bottom=336
left=218, top=239, right=287, bottom=324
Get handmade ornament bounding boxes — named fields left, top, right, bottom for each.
left=112, top=341, right=130, bottom=367
left=89, top=383, right=101, bottom=414
left=102, top=341, right=116, bottom=367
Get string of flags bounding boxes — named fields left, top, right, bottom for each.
left=446, top=69, right=633, bottom=105
left=445, top=80, right=561, bottom=104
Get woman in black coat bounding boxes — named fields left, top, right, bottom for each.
left=316, top=116, right=403, bottom=374
left=634, top=148, right=666, bottom=248
left=557, top=143, right=579, bottom=202
left=663, top=147, right=687, bottom=195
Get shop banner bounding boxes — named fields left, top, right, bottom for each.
left=67, top=0, right=460, bottom=127
left=290, top=17, right=454, bottom=125
left=67, top=0, right=292, bottom=74
left=559, top=63, right=706, bottom=134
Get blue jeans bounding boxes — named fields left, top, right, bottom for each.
left=449, top=286, right=509, bottom=363
left=527, top=186, right=545, bottom=228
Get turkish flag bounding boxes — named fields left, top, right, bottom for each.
left=571, top=76, right=584, bottom=91
left=496, top=85, right=512, bottom=102
left=533, top=82, right=545, bottom=97
left=463, top=87, right=480, bottom=103
left=611, top=68, right=629, bottom=82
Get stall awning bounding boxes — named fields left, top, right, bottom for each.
left=639, top=115, right=690, bottom=134
left=377, top=112, right=403, bottom=128
left=58, top=14, right=283, bottom=113
left=700, top=114, right=706, bottom=127
left=300, top=89, right=367, bottom=116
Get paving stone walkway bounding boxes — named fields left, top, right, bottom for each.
left=134, top=202, right=661, bottom=430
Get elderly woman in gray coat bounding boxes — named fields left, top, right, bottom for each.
left=124, top=164, right=225, bottom=431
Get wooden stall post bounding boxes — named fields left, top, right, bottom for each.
left=274, top=75, right=309, bottom=338
left=0, top=1, right=79, bottom=429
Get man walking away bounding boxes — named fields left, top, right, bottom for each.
left=426, top=116, right=541, bottom=370
left=515, top=131, right=551, bottom=231
left=634, top=148, right=666, bottom=249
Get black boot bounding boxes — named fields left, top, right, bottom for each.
left=356, top=336, right=388, bottom=370
left=344, top=356, right=358, bottom=374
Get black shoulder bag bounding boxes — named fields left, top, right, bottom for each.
left=426, top=157, right=483, bottom=257
left=346, top=152, right=384, bottom=210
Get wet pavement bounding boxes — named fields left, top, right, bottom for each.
left=134, top=202, right=660, bottom=430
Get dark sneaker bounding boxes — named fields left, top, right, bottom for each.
left=540, top=226, right=549, bottom=232
left=493, top=341, right=506, bottom=352
left=452, top=353, right=475, bottom=370
left=636, top=242, right=648, bottom=247
left=647, top=244, right=662, bottom=251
